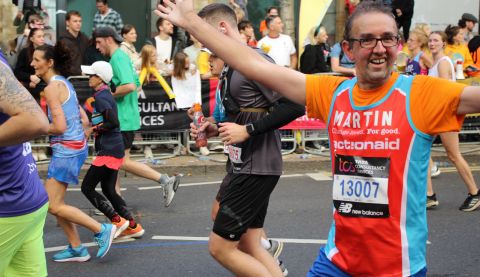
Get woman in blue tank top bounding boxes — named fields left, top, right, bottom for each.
left=31, top=43, right=116, bottom=261
left=405, top=29, right=432, bottom=75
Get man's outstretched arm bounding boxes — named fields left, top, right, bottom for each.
left=156, top=0, right=307, bottom=105
left=0, top=63, right=49, bottom=146
left=457, top=86, right=480, bottom=115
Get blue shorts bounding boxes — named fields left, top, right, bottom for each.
left=47, top=149, right=87, bottom=185
left=308, top=248, right=427, bottom=277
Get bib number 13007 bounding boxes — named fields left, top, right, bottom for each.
left=339, top=179, right=380, bottom=199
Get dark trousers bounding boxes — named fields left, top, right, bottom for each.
left=81, top=165, right=133, bottom=220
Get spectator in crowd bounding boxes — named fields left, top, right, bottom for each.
left=13, top=0, right=46, bottom=34
left=229, top=0, right=248, bottom=20
left=15, top=14, right=52, bottom=53
left=300, top=25, right=330, bottom=74
left=458, top=13, right=478, bottom=43
left=93, top=0, right=124, bottom=34
left=138, top=44, right=174, bottom=97
left=426, top=31, right=480, bottom=212
left=232, top=6, right=245, bottom=23
left=238, top=20, right=257, bottom=47
left=468, top=35, right=480, bottom=68
left=392, top=0, right=414, bottom=40
left=0, top=49, right=50, bottom=277
left=404, top=29, right=432, bottom=75
left=14, top=28, right=45, bottom=99
left=259, top=6, right=279, bottom=37
left=59, top=10, right=89, bottom=76
left=183, top=33, right=203, bottom=69
left=137, top=44, right=175, bottom=159
left=257, top=15, right=297, bottom=69
left=444, top=24, right=474, bottom=78
left=149, top=18, right=184, bottom=68
left=330, top=42, right=355, bottom=75
left=14, top=28, right=48, bottom=162
left=171, top=51, right=201, bottom=110
left=120, top=24, right=141, bottom=70
left=93, top=27, right=179, bottom=207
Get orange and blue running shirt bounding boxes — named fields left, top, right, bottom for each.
left=306, top=72, right=465, bottom=276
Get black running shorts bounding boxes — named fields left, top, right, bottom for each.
left=213, top=174, right=280, bottom=241
left=121, top=131, right=135, bottom=149
left=215, top=173, right=232, bottom=202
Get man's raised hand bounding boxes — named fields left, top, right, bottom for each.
left=154, top=0, right=194, bottom=28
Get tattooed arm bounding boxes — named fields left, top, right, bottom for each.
left=0, top=63, right=49, bottom=146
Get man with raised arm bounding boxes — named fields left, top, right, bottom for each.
left=157, top=1, right=480, bottom=276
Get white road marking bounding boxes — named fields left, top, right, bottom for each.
left=151, top=235, right=328, bottom=245
left=45, top=236, right=433, bottom=253
left=306, top=172, right=332, bottom=181
left=67, top=188, right=127, bottom=192
left=44, top=238, right=135, bottom=253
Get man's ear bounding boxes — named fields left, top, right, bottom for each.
left=341, top=40, right=355, bottom=62
left=219, top=21, right=228, bottom=34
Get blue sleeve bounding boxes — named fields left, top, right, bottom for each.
left=330, top=43, right=341, bottom=58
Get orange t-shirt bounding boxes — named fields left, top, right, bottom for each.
left=259, top=20, right=267, bottom=35
left=306, top=72, right=466, bottom=135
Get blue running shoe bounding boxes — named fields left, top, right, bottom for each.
left=95, top=223, right=117, bottom=258
left=53, top=244, right=91, bottom=262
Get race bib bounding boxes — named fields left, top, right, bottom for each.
left=227, top=145, right=243, bottom=164
left=333, top=154, right=390, bottom=218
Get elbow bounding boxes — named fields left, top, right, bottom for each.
left=38, top=117, right=50, bottom=135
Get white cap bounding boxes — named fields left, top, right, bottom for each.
left=81, top=61, right=113, bottom=84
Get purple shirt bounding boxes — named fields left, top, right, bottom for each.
left=0, top=55, right=48, bottom=217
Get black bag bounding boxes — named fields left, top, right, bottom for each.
left=221, top=67, right=240, bottom=114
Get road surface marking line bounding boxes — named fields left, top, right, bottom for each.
left=67, top=188, right=126, bottom=192
left=44, top=238, right=135, bottom=253
left=151, top=235, right=327, bottom=244
left=306, top=172, right=332, bottom=181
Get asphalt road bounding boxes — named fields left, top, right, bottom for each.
left=43, top=170, right=480, bottom=277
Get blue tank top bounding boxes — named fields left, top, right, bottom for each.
left=48, top=75, right=87, bottom=157
left=405, top=52, right=423, bottom=75
left=0, top=54, right=48, bottom=217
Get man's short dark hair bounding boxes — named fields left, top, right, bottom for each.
left=156, top=17, right=167, bottom=32
left=343, top=0, right=395, bottom=41
left=238, top=20, right=252, bottom=31
left=66, top=10, right=81, bottom=21
left=198, top=3, right=237, bottom=28
left=96, top=0, right=107, bottom=4
left=265, top=15, right=280, bottom=29
left=267, top=6, right=279, bottom=14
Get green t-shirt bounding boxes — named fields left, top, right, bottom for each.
left=110, top=48, right=141, bottom=131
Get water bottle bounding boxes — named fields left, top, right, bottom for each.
left=193, top=103, right=208, bottom=148
left=455, top=60, right=465, bottom=80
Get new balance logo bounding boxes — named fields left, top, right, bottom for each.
left=338, top=203, right=353, bottom=213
